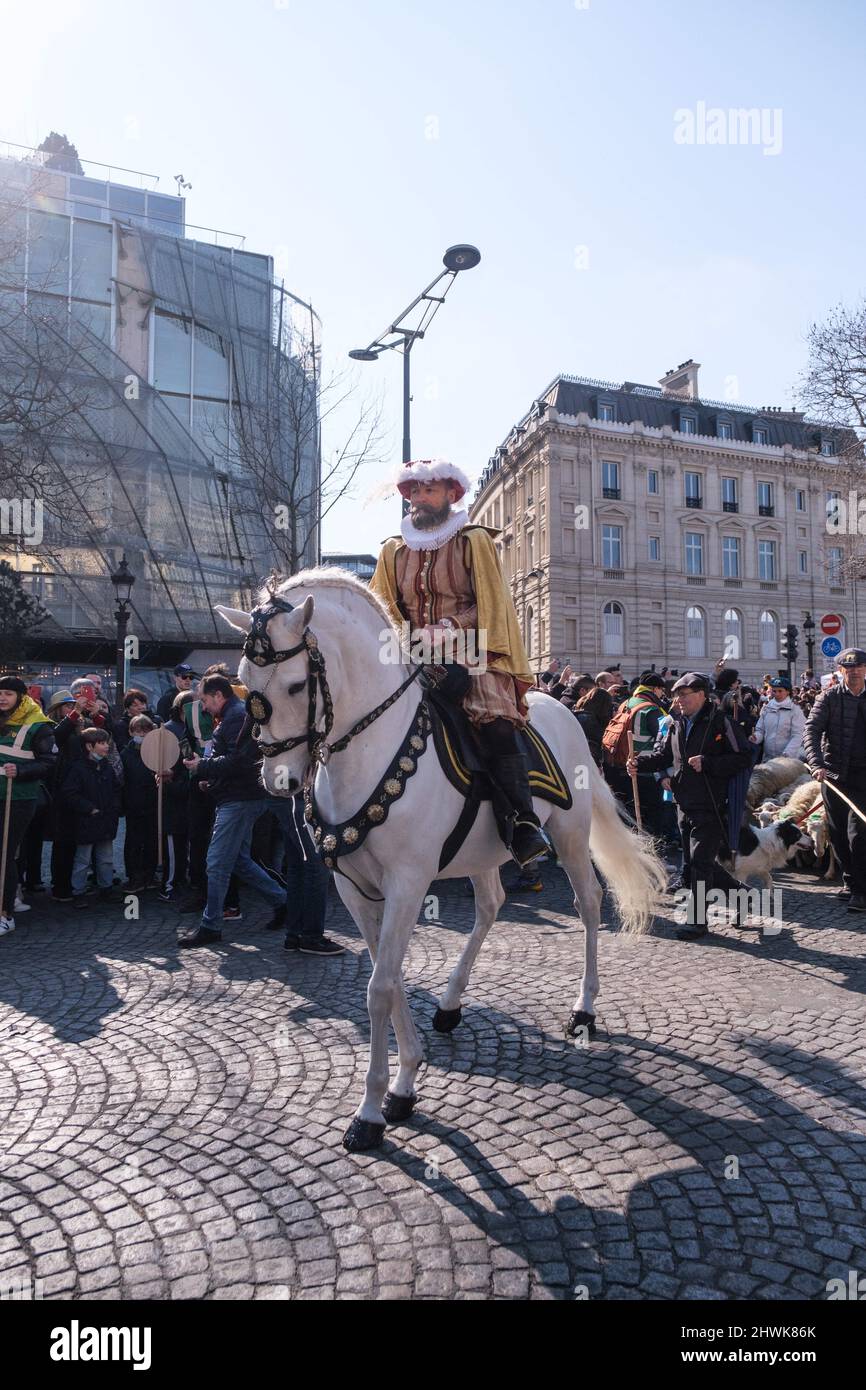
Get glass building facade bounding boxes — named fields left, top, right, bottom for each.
left=0, top=144, right=319, bottom=657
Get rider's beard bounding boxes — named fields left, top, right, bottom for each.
left=411, top=499, right=452, bottom=530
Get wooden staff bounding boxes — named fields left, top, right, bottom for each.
left=0, top=770, right=14, bottom=919
left=627, top=729, right=642, bottom=831
left=824, top=778, right=866, bottom=828
left=155, top=727, right=166, bottom=881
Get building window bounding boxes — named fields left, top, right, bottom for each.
left=721, top=476, right=738, bottom=512
left=602, top=524, right=623, bottom=569
left=649, top=536, right=660, bottom=561
left=753, top=425, right=769, bottom=445
left=796, top=489, right=806, bottom=511
left=565, top=618, right=577, bottom=649
left=526, top=605, right=534, bottom=657
left=685, top=531, right=704, bottom=576
left=723, top=608, right=743, bottom=660
left=826, top=489, right=842, bottom=526
left=760, top=610, right=778, bottom=660
left=602, top=460, right=620, bottom=498
left=828, top=546, right=844, bottom=585
left=602, top=601, right=624, bottom=655
left=563, top=528, right=575, bottom=555
left=154, top=310, right=192, bottom=393
left=722, top=535, right=741, bottom=578
left=685, top=472, right=702, bottom=508
left=798, top=550, right=808, bottom=575
left=680, top=413, right=697, bottom=434
left=599, top=402, right=615, bottom=422
left=758, top=539, right=777, bottom=581
left=757, top=481, right=774, bottom=516
left=718, top=421, right=733, bottom=440
left=821, top=439, right=835, bottom=457
left=648, top=469, right=659, bottom=494
left=686, top=606, right=706, bottom=658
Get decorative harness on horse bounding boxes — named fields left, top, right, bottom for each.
left=243, top=592, right=429, bottom=868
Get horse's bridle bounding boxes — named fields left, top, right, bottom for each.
left=243, top=593, right=423, bottom=766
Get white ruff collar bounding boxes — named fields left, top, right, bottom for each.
left=400, top=507, right=469, bottom=552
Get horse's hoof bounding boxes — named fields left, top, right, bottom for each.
left=432, top=1006, right=462, bottom=1033
left=342, top=1117, right=386, bottom=1153
left=382, top=1090, right=417, bottom=1124
left=565, top=1010, right=596, bottom=1039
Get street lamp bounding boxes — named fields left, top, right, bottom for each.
left=110, top=554, right=135, bottom=714
left=803, top=612, right=816, bottom=672
left=349, top=244, right=481, bottom=512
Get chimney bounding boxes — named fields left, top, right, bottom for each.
left=659, top=358, right=700, bottom=399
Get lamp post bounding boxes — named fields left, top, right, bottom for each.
left=110, top=555, right=135, bottom=715
left=349, top=245, right=481, bottom=513
left=803, top=612, right=815, bottom=672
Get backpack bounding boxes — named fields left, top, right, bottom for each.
left=602, top=699, right=655, bottom=768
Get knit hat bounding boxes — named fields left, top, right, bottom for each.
left=714, top=668, right=740, bottom=693
left=0, top=676, right=28, bottom=696
left=395, top=458, right=472, bottom=502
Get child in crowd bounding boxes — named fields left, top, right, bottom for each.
left=62, top=728, right=123, bottom=908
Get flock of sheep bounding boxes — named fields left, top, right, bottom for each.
left=745, top=755, right=835, bottom=880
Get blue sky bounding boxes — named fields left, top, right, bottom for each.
left=3, top=0, right=864, bottom=553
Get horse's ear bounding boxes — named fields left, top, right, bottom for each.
left=215, top=604, right=252, bottom=634
left=298, top=593, right=315, bottom=629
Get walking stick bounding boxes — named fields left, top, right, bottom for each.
left=0, top=770, right=14, bottom=920
left=626, top=729, right=643, bottom=832
left=824, top=778, right=866, bottom=828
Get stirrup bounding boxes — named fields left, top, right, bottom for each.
left=510, top=818, right=550, bottom=869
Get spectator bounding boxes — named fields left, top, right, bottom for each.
left=804, top=647, right=866, bottom=912
left=179, top=674, right=286, bottom=947
left=60, top=728, right=122, bottom=909
left=627, top=672, right=751, bottom=941
left=574, top=683, right=614, bottom=767
left=156, top=664, right=196, bottom=724
left=0, top=677, right=56, bottom=935
left=113, top=689, right=159, bottom=753
left=751, top=677, right=806, bottom=761
left=49, top=680, right=110, bottom=901
left=120, top=713, right=159, bottom=891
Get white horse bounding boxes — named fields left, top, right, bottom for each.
left=218, top=568, right=667, bottom=1152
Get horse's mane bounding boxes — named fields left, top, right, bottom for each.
left=263, top=565, right=397, bottom=632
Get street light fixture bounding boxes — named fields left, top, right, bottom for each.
left=349, top=244, right=481, bottom=512
left=110, top=554, right=135, bottom=714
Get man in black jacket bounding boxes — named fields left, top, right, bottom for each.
left=180, top=674, right=287, bottom=947
left=627, top=671, right=751, bottom=940
left=803, top=647, right=866, bottom=912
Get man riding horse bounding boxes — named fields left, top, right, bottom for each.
left=370, top=458, right=548, bottom=869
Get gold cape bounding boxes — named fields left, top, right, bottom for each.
left=370, top=524, right=533, bottom=686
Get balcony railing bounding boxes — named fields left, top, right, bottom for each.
left=686, top=575, right=706, bottom=585
left=760, top=580, right=778, bottom=589
left=722, top=501, right=739, bottom=513
left=759, top=504, right=775, bottom=517
left=602, top=487, right=621, bottom=499
left=724, top=577, right=743, bottom=587
left=602, top=569, right=624, bottom=580
left=685, top=497, right=703, bottom=509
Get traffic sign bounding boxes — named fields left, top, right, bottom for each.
left=822, top=636, right=842, bottom=659
left=821, top=614, right=843, bottom=636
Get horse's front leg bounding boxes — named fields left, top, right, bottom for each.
left=433, top=868, right=505, bottom=1033
left=343, top=886, right=426, bottom=1153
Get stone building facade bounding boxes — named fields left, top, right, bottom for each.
left=470, top=360, right=858, bottom=682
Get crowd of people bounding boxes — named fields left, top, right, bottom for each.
left=526, top=651, right=866, bottom=936
left=1, top=643, right=864, bottom=947
left=0, top=664, right=343, bottom=954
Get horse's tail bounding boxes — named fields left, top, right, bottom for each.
left=587, top=758, right=668, bottom=937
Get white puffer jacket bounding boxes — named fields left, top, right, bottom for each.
left=754, top=696, right=806, bottom=760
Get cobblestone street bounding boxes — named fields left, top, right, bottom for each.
left=1, top=865, right=865, bottom=1302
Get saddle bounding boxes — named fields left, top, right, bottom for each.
left=426, top=687, right=572, bottom=872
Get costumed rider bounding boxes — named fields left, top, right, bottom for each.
left=370, top=458, right=548, bottom=869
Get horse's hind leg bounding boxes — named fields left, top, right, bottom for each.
left=546, top=813, right=602, bottom=1039
left=433, top=868, right=505, bottom=1033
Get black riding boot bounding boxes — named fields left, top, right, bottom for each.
left=496, top=755, right=549, bottom=867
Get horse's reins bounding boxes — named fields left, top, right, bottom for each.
left=243, top=592, right=425, bottom=903
left=244, top=593, right=423, bottom=766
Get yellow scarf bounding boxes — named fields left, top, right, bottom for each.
left=2, top=693, right=50, bottom=730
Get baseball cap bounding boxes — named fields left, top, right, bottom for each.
left=173, top=664, right=196, bottom=677
left=769, top=677, right=791, bottom=690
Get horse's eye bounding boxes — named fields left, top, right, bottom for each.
left=287, top=680, right=305, bottom=696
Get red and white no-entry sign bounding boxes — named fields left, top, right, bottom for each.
left=821, top=614, right=843, bottom=636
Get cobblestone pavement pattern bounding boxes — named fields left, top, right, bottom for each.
left=0, top=865, right=864, bottom=1301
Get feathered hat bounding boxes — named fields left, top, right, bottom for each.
left=395, top=458, right=472, bottom=502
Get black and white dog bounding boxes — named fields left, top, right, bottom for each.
left=720, top=820, right=813, bottom=891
